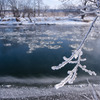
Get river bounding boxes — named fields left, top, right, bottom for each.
left=0, top=24, right=100, bottom=99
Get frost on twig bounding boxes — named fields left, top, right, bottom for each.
left=51, top=0, right=100, bottom=89
left=52, top=48, right=96, bottom=89
left=51, top=15, right=98, bottom=89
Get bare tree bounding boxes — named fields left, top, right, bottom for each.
left=81, top=0, right=88, bottom=19
left=59, top=0, right=99, bottom=19
left=21, top=0, right=33, bottom=22
left=0, top=0, right=7, bottom=18
left=33, top=0, right=36, bottom=17
left=80, top=0, right=97, bottom=19
left=8, top=0, right=22, bottom=18
left=36, top=0, right=43, bottom=17
left=32, top=0, right=43, bottom=17
left=42, top=5, right=50, bottom=17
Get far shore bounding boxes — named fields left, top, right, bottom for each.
left=0, top=16, right=93, bottom=26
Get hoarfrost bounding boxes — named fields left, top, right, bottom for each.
left=51, top=1, right=100, bottom=88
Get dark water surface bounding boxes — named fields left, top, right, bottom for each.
left=0, top=24, right=100, bottom=77
left=0, top=24, right=100, bottom=99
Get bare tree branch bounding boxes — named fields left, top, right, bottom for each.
left=52, top=0, right=100, bottom=89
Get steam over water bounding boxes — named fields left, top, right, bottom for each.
left=0, top=24, right=100, bottom=99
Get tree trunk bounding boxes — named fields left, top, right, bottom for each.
left=81, top=0, right=87, bottom=19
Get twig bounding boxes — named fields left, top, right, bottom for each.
left=52, top=9, right=98, bottom=90
left=87, top=79, right=99, bottom=100
left=51, top=0, right=100, bottom=89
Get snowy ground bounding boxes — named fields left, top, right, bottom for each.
left=0, top=76, right=100, bottom=100
left=0, top=16, right=94, bottom=25
left=1, top=85, right=100, bottom=100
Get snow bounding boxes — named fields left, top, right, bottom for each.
left=4, top=43, right=12, bottom=47
left=0, top=16, right=92, bottom=25
left=0, top=76, right=100, bottom=99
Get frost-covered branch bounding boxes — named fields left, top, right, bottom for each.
left=51, top=1, right=99, bottom=89
left=53, top=48, right=96, bottom=89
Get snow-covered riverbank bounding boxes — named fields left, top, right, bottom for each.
left=0, top=17, right=92, bottom=25
left=0, top=76, right=100, bottom=100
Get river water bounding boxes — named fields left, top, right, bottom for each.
left=0, top=24, right=100, bottom=99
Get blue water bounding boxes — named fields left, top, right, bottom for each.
left=0, top=25, right=100, bottom=78
left=0, top=24, right=100, bottom=99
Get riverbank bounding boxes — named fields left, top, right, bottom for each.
left=0, top=16, right=92, bottom=25
left=0, top=76, right=100, bottom=100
